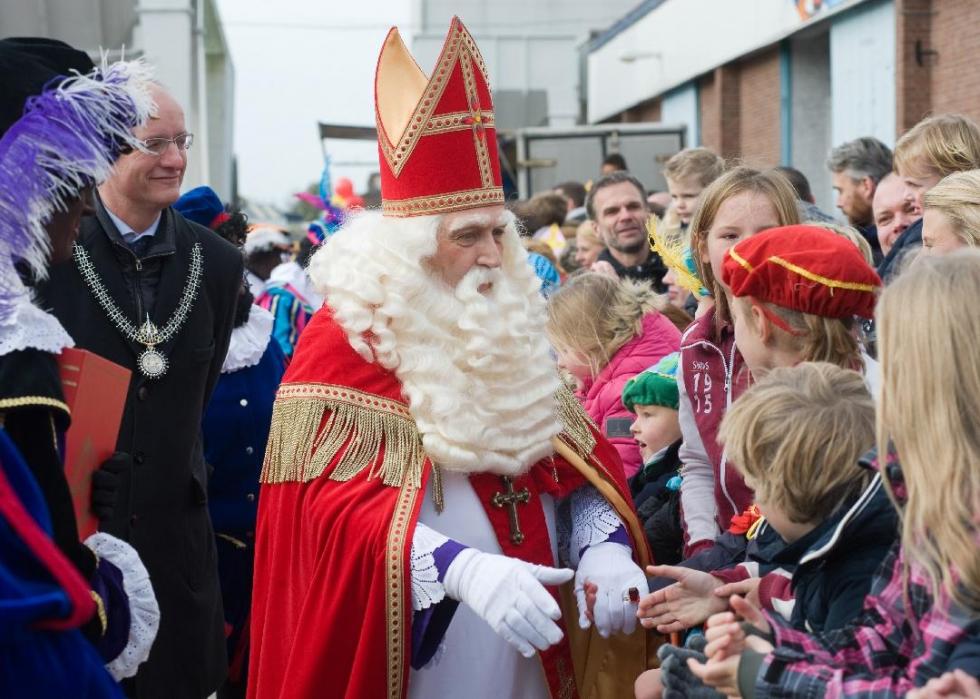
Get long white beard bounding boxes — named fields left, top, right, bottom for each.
left=309, top=211, right=561, bottom=476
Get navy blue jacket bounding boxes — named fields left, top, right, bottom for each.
left=777, top=473, right=898, bottom=632
left=203, top=339, right=285, bottom=536
left=877, top=218, right=923, bottom=282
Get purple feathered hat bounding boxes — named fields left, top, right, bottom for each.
left=0, top=50, right=154, bottom=328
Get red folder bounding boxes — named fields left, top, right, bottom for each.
left=58, top=348, right=132, bottom=540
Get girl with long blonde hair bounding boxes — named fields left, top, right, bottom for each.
left=547, top=273, right=681, bottom=477
left=690, top=250, right=980, bottom=697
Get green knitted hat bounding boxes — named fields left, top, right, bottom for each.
left=622, top=352, right=681, bottom=413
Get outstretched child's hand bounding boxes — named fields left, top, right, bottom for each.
left=703, top=595, right=772, bottom=661
left=713, top=577, right=762, bottom=609
left=638, top=565, right=727, bottom=633
left=686, top=594, right=774, bottom=697
left=686, top=634, right=773, bottom=698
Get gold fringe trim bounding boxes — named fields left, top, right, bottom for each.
left=260, top=383, right=426, bottom=489
left=555, top=385, right=597, bottom=462
left=262, top=382, right=598, bottom=493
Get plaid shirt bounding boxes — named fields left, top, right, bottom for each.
left=752, top=544, right=980, bottom=698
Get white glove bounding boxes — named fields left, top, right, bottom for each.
left=574, top=541, right=646, bottom=637
left=443, top=548, right=574, bottom=658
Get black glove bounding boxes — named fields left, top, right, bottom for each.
left=657, top=640, right=726, bottom=699
left=91, top=452, right=130, bottom=522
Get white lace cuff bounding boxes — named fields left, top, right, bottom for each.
left=85, top=532, right=160, bottom=680
left=410, top=523, right=450, bottom=612
left=0, top=294, right=74, bottom=356
left=568, top=485, right=624, bottom=567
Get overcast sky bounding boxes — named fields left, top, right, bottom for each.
left=215, top=0, right=411, bottom=207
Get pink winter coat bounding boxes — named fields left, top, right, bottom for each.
left=576, top=312, right=682, bottom=477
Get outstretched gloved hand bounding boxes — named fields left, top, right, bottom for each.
left=574, top=541, right=647, bottom=637
left=443, top=548, right=573, bottom=658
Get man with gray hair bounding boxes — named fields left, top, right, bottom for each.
left=827, top=136, right=893, bottom=257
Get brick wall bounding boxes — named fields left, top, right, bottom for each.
left=928, top=0, right=980, bottom=124
left=736, top=48, right=782, bottom=167
left=699, top=74, right=720, bottom=152
left=699, top=66, right=741, bottom=160
left=895, top=0, right=934, bottom=132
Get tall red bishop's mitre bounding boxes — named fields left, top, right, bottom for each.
left=375, top=17, right=504, bottom=217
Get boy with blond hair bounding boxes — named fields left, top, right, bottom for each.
left=636, top=362, right=898, bottom=699
left=717, top=361, right=894, bottom=633
left=662, top=147, right=725, bottom=227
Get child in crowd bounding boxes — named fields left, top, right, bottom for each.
left=653, top=148, right=726, bottom=316
left=635, top=362, right=896, bottom=699
left=523, top=238, right=563, bottom=296
left=649, top=216, right=712, bottom=318
left=546, top=273, right=681, bottom=477
left=691, top=250, right=980, bottom=698
left=622, top=352, right=685, bottom=566
left=922, top=169, right=980, bottom=254
left=881, top=113, right=980, bottom=279
left=725, top=224, right=881, bottom=383
left=717, top=364, right=893, bottom=633
left=676, top=167, right=800, bottom=555
left=637, top=224, right=884, bottom=633
left=572, top=220, right=606, bottom=270
left=663, top=148, right=726, bottom=229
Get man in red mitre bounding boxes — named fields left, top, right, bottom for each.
left=248, top=17, right=658, bottom=699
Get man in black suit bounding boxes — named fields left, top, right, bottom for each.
left=40, top=84, right=242, bottom=699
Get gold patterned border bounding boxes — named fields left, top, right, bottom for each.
left=0, top=395, right=70, bottom=415
left=385, top=472, right=421, bottom=699
left=459, top=54, right=495, bottom=190
left=422, top=110, right=495, bottom=136
left=378, top=30, right=461, bottom=176
left=275, top=382, right=412, bottom=420
left=382, top=186, right=504, bottom=218
left=378, top=21, right=494, bottom=178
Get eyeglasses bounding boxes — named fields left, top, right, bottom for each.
left=137, top=133, right=194, bottom=156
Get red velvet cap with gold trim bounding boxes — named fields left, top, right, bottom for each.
left=374, top=17, right=503, bottom=218
left=722, top=225, right=882, bottom=319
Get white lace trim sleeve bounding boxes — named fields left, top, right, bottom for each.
left=568, top=485, right=624, bottom=567
left=84, top=532, right=160, bottom=681
left=0, top=296, right=74, bottom=357
left=410, top=523, right=450, bottom=612
left=221, top=304, right=274, bottom=373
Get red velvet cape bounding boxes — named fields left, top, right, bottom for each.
left=248, top=309, right=650, bottom=699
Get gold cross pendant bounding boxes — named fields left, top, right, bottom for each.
left=490, top=476, right=531, bottom=545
